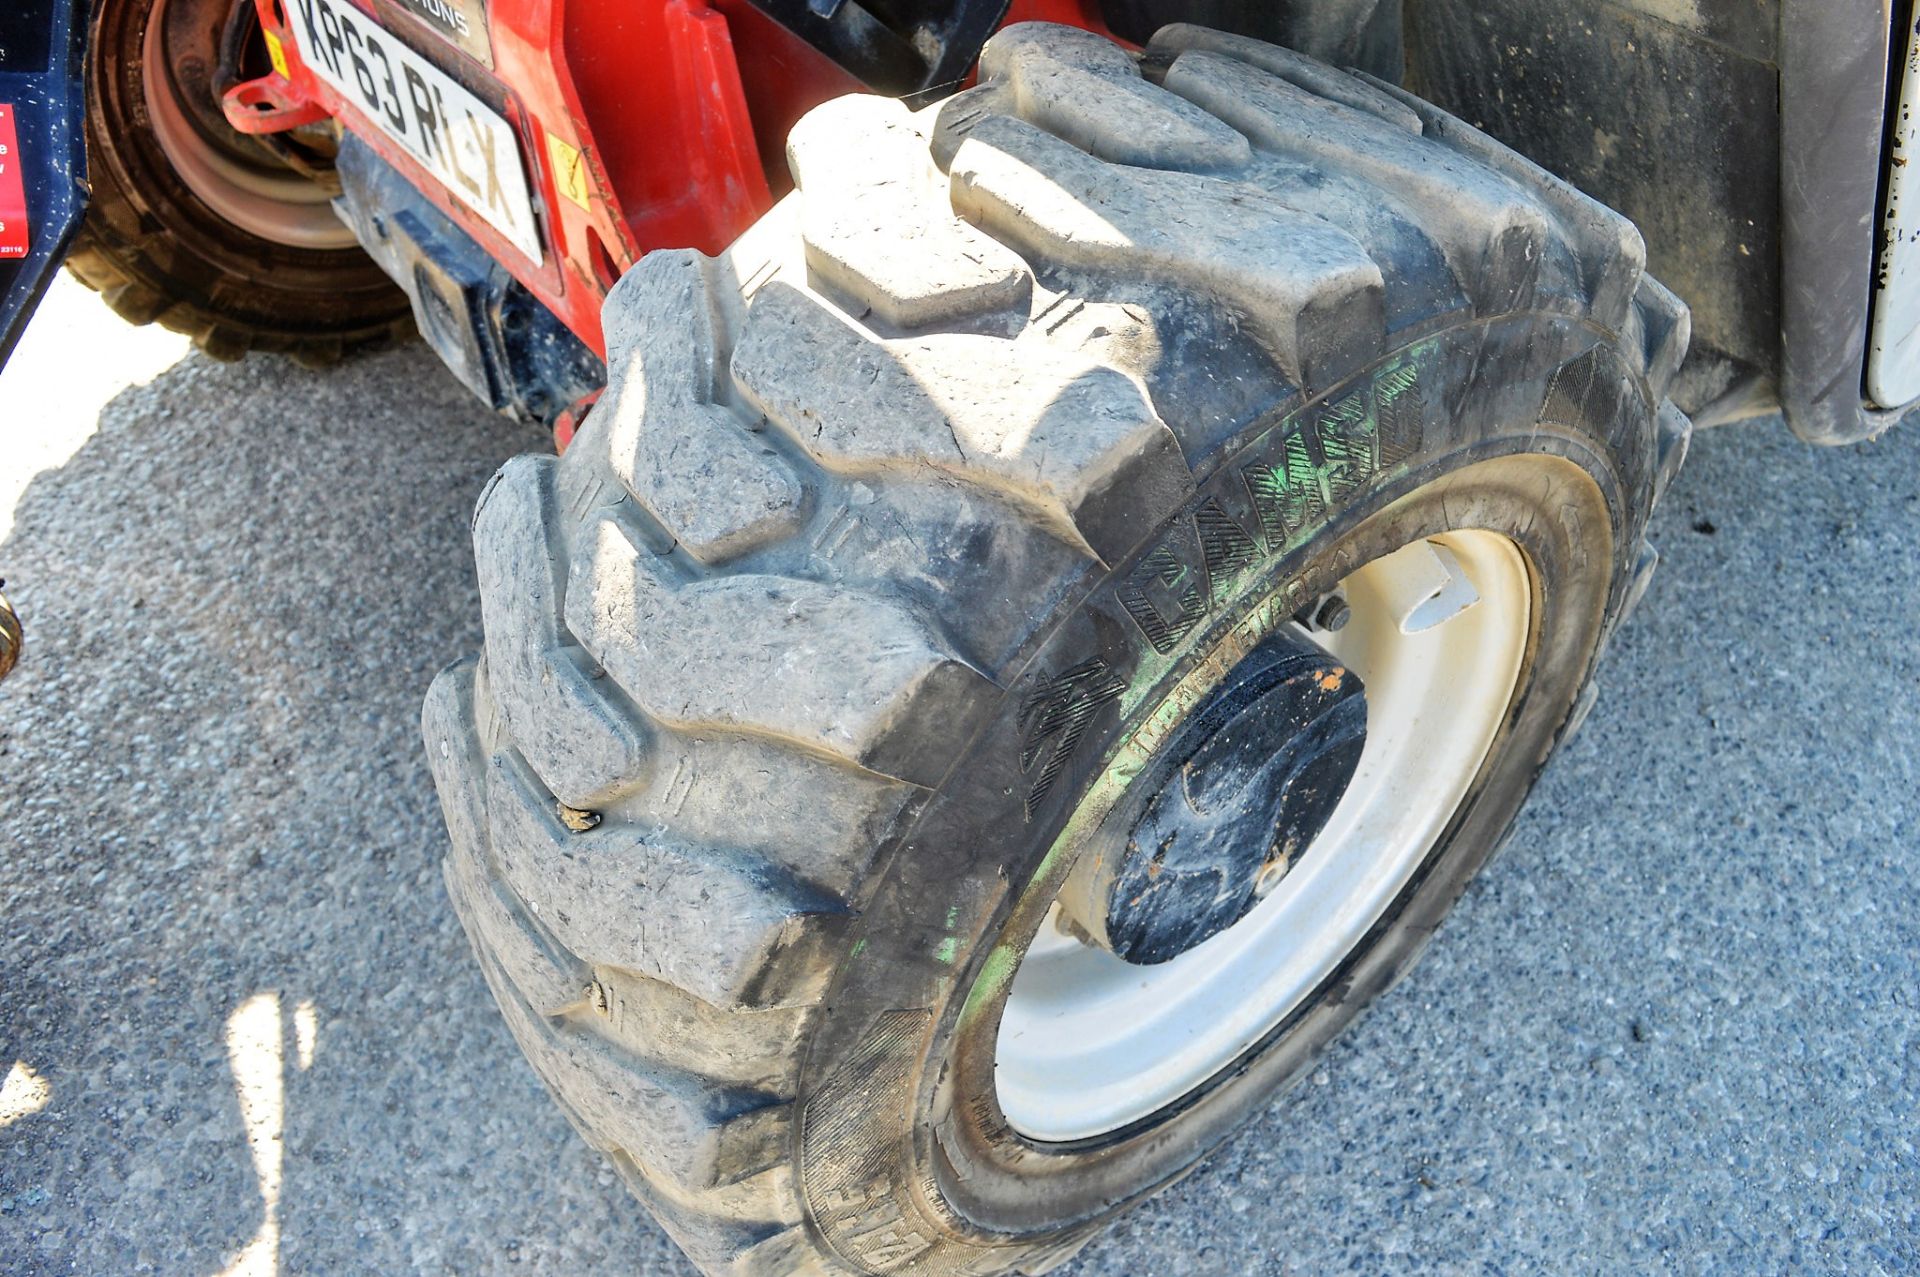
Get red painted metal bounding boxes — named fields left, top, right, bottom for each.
left=0, top=104, right=28, bottom=260
left=550, top=384, right=602, bottom=450
left=220, top=73, right=332, bottom=133
left=707, top=0, right=863, bottom=199
left=1000, top=0, right=1117, bottom=41
left=261, top=0, right=1109, bottom=358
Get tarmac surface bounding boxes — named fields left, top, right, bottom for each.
left=1, top=276, right=1916, bottom=1274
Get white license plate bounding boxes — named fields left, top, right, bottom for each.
left=289, top=0, right=543, bottom=263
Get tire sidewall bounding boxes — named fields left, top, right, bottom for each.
left=793, top=311, right=1654, bottom=1273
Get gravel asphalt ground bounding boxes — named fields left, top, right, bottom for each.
left=2, top=276, right=1916, bottom=1275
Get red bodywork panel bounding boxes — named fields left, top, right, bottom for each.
left=256, top=0, right=1109, bottom=358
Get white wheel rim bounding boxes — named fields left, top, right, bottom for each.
left=994, top=530, right=1533, bottom=1142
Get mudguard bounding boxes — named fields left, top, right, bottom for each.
left=1403, top=0, right=1910, bottom=444
left=0, top=0, right=88, bottom=370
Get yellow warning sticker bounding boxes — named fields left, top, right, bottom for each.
left=546, top=133, right=592, bottom=211
left=263, top=29, right=290, bottom=80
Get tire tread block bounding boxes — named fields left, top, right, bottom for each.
left=586, top=966, right=812, bottom=1094
left=475, top=939, right=799, bottom=1210
left=1159, top=50, right=1554, bottom=317
left=622, top=731, right=916, bottom=903
left=981, top=23, right=1251, bottom=171
left=445, top=846, right=590, bottom=1020
left=1350, top=69, right=1647, bottom=330
left=473, top=455, right=653, bottom=809
left=789, top=96, right=1032, bottom=329
left=564, top=509, right=995, bottom=786
left=1654, top=400, right=1692, bottom=507
left=951, top=113, right=1384, bottom=391
left=1148, top=24, right=1424, bottom=132
left=733, top=280, right=1192, bottom=562
left=590, top=251, right=805, bottom=563
left=485, top=754, right=845, bottom=1009
left=1631, top=275, right=1693, bottom=400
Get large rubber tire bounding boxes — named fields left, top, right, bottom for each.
left=425, top=23, right=1692, bottom=1276
left=66, top=0, right=412, bottom=363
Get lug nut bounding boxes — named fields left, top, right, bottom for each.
left=1312, top=594, right=1352, bottom=632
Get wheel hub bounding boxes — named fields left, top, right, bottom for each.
left=995, top=531, right=1533, bottom=1142
left=1057, top=625, right=1366, bottom=965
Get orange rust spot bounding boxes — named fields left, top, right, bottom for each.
left=1317, top=667, right=1346, bottom=692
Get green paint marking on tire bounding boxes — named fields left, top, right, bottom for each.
left=972, top=346, right=1436, bottom=1031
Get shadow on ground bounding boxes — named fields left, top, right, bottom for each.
left=0, top=346, right=690, bottom=1274
left=1, top=341, right=1915, bottom=1274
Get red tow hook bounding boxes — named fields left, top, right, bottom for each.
left=220, top=74, right=329, bottom=135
